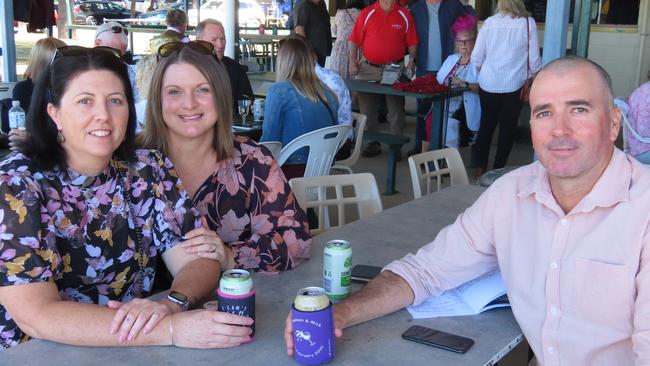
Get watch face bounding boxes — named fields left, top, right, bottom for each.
left=169, top=291, right=188, bottom=304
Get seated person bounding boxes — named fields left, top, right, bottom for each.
left=134, top=54, right=158, bottom=131
left=285, top=56, right=650, bottom=364
left=138, top=40, right=311, bottom=273
left=9, top=38, right=66, bottom=150
left=196, top=18, right=255, bottom=113
left=432, top=14, right=480, bottom=148
left=626, top=73, right=650, bottom=161
left=260, top=35, right=339, bottom=180
left=0, top=46, right=252, bottom=349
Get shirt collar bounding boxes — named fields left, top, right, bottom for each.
left=518, top=148, right=631, bottom=214
left=167, top=26, right=182, bottom=34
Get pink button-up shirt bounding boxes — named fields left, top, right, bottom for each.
left=385, top=149, right=650, bottom=365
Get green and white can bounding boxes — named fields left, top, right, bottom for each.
left=323, top=240, right=352, bottom=300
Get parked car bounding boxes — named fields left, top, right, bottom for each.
left=136, top=2, right=186, bottom=25
left=188, top=0, right=265, bottom=27
left=73, top=1, right=139, bottom=25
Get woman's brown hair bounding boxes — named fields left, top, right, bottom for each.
left=138, top=45, right=234, bottom=160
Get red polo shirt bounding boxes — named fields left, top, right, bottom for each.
left=348, top=1, right=418, bottom=65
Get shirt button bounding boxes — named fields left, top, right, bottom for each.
left=550, top=262, right=558, bottom=269
left=550, top=306, right=558, bottom=315
left=560, top=219, right=569, bottom=226
left=547, top=347, right=555, bottom=354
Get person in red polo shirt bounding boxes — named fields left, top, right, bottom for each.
left=348, top=0, right=418, bottom=157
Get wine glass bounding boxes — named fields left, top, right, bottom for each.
left=238, top=99, right=252, bottom=126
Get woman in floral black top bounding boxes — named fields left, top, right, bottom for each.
left=0, top=47, right=253, bottom=349
left=139, top=41, right=311, bottom=273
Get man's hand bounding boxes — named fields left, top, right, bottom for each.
left=349, top=59, right=360, bottom=76
left=406, top=59, right=416, bottom=77
left=284, top=303, right=347, bottom=356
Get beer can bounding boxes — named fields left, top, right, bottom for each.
left=216, top=269, right=256, bottom=337
left=253, top=99, right=265, bottom=121
left=323, top=240, right=352, bottom=300
left=291, top=286, right=335, bottom=365
left=219, top=269, right=253, bottom=296
left=294, top=287, right=330, bottom=312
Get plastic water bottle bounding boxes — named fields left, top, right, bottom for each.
left=8, top=101, right=26, bottom=130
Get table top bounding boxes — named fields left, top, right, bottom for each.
left=239, top=33, right=289, bottom=42
left=345, top=79, right=466, bottom=99
left=247, top=71, right=277, bottom=82
left=3, top=185, right=523, bottom=366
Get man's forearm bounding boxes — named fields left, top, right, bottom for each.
left=336, top=270, right=414, bottom=329
left=348, top=42, right=359, bottom=62
left=407, top=45, right=417, bottom=63
left=170, top=258, right=221, bottom=306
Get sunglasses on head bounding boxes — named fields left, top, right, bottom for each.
left=97, top=25, right=128, bottom=37
left=157, top=40, right=214, bottom=60
left=49, top=45, right=122, bottom=67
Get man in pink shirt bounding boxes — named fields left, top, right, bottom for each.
left=285, top=56, right=650, bottom=365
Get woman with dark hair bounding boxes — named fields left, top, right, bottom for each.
left=0, top=46, right=252, bottom=350
left=328, top=0, right=364, bottom=79
left=139, top=41, right=311, bottom=274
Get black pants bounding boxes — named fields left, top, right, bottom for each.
left=471, top=88, right=523, bottom=171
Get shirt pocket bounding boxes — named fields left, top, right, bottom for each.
left=571, top=258, right=635, bottom=327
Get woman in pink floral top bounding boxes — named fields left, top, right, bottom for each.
left=139, top=41, right=311, bottom=273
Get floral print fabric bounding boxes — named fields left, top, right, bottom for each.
left=0, top=150, right=198, bottom=349
left=194, top=136, right=311, bottom=272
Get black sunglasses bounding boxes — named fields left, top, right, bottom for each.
left=97, top=25, right=128, bottom=37
left=157, top=40, right=214, bottom=60
left=50, top=45, right=122, bottom=67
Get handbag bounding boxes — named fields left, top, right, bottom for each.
left=380, top=64, right=407, bottom=85
left=520, top=17, right=533, bottom=103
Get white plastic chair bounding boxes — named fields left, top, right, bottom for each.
left=408, top=147, right=469, bottom=199
left=277, top=125, right=352, bottom=177
left=289, top=173, right=383, bottom=235
left=0, top=82, right=16, bottom=100
left=258, top=141, right=282, bottom=159
left=330, top=112, right=367, bottom=174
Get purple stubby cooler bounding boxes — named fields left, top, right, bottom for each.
left=216, top=269, right=256, bottom=337
left=291, top=287, right=335, bottom=365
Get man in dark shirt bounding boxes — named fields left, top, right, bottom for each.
left=294, top=0, right=332, bottom=67
left=196, top=19, right=255, bottom=111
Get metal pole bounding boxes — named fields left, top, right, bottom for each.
left=1, top=0, right=17, bottom=81
left=225, top=0, right=236, bottom=59
left=574, top=0, right=592, bottom=57
left=542, top=0, right=572, bottom=65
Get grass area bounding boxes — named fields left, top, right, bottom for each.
left=16, top=41, right=32, bottom=67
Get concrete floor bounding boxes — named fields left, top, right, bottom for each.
left=349, top=100, right=535, bottom=210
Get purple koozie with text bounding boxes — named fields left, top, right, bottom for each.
left=217, top=288, right=256, bottom=337
left=291, top=303, right=335, bottom=365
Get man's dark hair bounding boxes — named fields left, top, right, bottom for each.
left=20, top=50, right=137, bottom=170
left=166, top=9, right=188, bottom=28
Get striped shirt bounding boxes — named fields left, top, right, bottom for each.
left=471, top=13, right=541, bottom=93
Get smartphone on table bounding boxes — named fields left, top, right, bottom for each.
left=401, top=325, right=474, bottom=354
left=351, top=264, right=382, bottom=283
